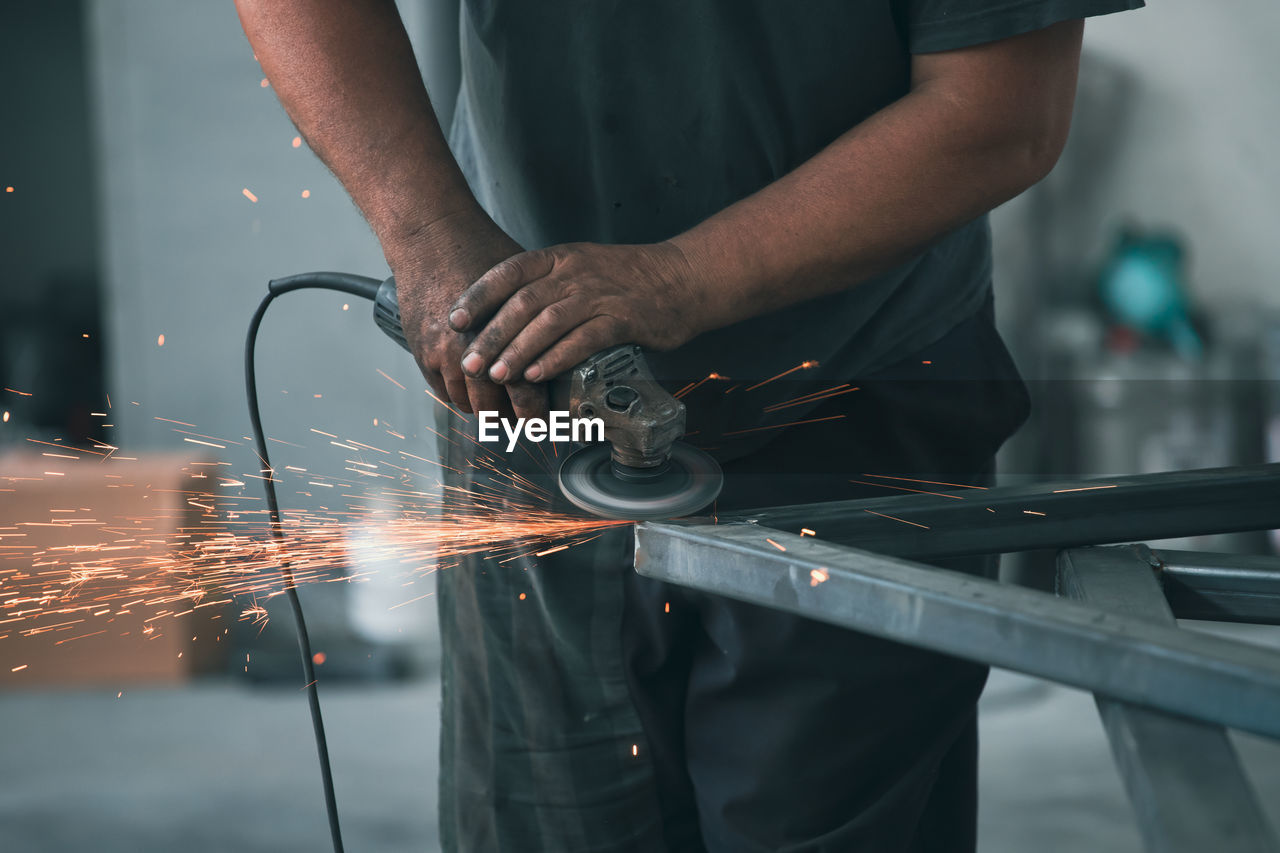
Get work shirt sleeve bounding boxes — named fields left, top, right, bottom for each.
left=904, top=0, right=1145, bottom=54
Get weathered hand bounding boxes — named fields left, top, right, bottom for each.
left=384, top=212, right=548, bottom=419
left=448, top=241, right=704, bottom=384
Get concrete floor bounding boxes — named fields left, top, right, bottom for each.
left=2, top=668, right=1278, bottom=851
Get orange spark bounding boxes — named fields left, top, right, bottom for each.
left=673, top=372, right=729, bottom=399
left=376, top=369, right=406, bottom=390
left=849, top=479, right=964, bottom=500
left=157, top=334, right=165, bottom=347
left=242, top=188, right=259, bottom=203
left=859, top=473, right=988, bottom=491
left=301, top=190, right=311, bottom=199
left=762, top=384, right=859, bottom=413
left=424, top=387, right=464, bottom=419
left=809, top=569, right=829, bottom=587
left=721, top=413, right=845, bottom=438
left=765, top=537, right=786, bottom=551
left=312, top=652, right=326, bottom=665
left=800, top=528, right=815, bottom=537
left=743, top=360, right=819, bottom=392
left=291, top=136, right=302, bottom=148
left=863, top=509, right=929, bottom=529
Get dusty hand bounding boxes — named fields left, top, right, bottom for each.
left=448, top=241, right=704, bottom=384
left=385, top=212, right=547, bottom=418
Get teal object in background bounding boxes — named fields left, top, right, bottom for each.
left=1098, top=229, right=1203, bottom=360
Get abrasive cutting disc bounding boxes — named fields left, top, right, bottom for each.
left=557, top=443, right=723, bottom=520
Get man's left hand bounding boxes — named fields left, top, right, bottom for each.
left=448, top=241, right=707, bottom=384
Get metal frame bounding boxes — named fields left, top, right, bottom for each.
left=635, top=462, right=1280, bottom=850
left=1058, top=546, right=1277, bottom=852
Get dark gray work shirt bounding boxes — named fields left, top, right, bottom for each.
left=449, top=0, right=1142, bottom=435
left=437, top=5, right=1144, bottom=850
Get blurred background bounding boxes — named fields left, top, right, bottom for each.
left=2, top=1, right=1279, bottom=850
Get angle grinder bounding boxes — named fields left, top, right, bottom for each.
left=372, top=275, right=723, bottom=520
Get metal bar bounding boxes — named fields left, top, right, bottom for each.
left=1058, top=546, right=1279, bottom=852
left=634, top=521, right=1280, bottom=740
left=721, top=463, right=1280, bottom=559
left=1151, top=548, right=1280, bottom=625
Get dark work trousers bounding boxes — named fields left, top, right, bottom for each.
left=436, top=299, right=1029, bottom=853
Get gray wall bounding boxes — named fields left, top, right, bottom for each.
left=992, top=0, right=1280, bottom=336
left=1, top=2, right=98, bottom=307
left=87, top=1, right=457, bottom=501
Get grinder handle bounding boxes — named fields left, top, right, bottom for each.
left=373, top=275, right=410, bottom=353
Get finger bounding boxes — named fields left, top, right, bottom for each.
left=524, top=317, right=624, bottom=382
left=486, top=299, right=588, bottom=384
left=505, top=381, right=548, bottom=422
left=465, top=373, right=505, bottom=417
left=440, top=366, right=472, bottom=415
left=421, top=367, right=447, bottom=401
left=416, top=357, right=462, bottom=414
left=449, top=250, right=556, bottom=332
left=463, top=287, right=575, bottom=381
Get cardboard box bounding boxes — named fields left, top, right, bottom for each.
left=0, top=451, right=230, bottom=686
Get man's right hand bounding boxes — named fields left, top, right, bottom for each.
left=385, top=210, right=548, bottom=420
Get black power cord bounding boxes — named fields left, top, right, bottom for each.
left=244, top=272, right=382, bottom=853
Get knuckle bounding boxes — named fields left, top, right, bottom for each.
left=494, top=257, right=522, bottom=281
left=541, top=300, right=573, bottom=325
left=474, top=325, right=505, bottom=350
left=509, top=288, right=540, bottom=314
left=501, top=338, right=526, bottom=361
